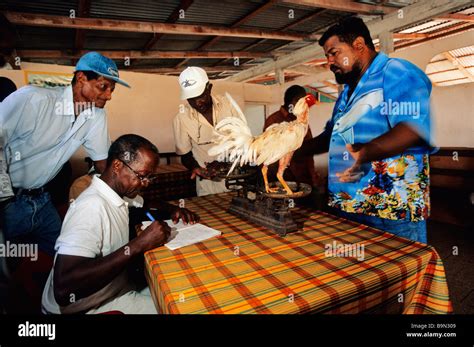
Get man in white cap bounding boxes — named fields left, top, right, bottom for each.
left=0, top=51, right=130, bottom=257
left=173, top=67, right=243, bottom=196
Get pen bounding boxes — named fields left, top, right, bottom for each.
left=146, top=211, right=155, bottom=222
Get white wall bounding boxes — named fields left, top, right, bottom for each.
left=431, top=83, right=474, bottom=147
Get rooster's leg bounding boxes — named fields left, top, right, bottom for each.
left=277, top=153, right=294, bottom=195
left=261, top=165, right=279, bottom=193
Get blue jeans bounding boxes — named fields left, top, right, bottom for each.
left=334, top=209, right=427, bottom=244
left=1, top=192, right=61, bottom=256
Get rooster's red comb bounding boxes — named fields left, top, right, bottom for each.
left=305, top=94, right=316, bottom=107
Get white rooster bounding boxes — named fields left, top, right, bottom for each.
left=208, top=94, right=312, bottom=195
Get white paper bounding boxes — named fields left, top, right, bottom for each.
left=141, top=220, right=221, bottom=250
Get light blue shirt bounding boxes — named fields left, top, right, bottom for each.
left=326, top=53, right=432, bottom=222
left=0, top=85, right=110, bottom=189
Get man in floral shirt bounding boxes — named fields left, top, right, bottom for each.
left=300, top=17, right=432, bottom=243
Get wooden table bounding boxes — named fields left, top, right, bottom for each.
left=144, top=193, right=452, bottom=314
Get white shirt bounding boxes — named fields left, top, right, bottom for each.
left=42, top=176, right=130, bottom=314
left=173, top=94, right=242, bottom=196
left=0, top=85, right=110, bottom=189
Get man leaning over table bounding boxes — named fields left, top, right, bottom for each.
left=299, top=17, right=432, bottom=243
left=173, top=66, right=244, bottom=196
left=0, top=52, right=128, bottom=257
left=42, top=134, right=199, bottom=314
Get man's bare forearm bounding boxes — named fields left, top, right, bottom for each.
left=54, top=237, right=145, bottom=306
left=296, top=131, right=331, bottom=157
left=181, top=151, right=201, bottom=171
left=357, top=123, right=425, bottom=164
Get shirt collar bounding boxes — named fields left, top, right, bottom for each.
left=367, top=52, right=389, bottom=76
left=91, top=175, right=128, bottom=207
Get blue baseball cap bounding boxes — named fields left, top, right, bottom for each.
left=75, top=52, right=130, bottom=88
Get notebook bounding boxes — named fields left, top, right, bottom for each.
left=141, top=220, right=221, bottom=250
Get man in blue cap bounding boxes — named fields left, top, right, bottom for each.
left=0, top=51, right=130, bottom=257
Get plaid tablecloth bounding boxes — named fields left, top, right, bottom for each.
left=144, top=193, right=452, bottom=314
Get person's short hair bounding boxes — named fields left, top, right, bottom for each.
left=71, top=70, right=100, bottom=85
left=319, top=16, right=375, bottom=51
left=0, top=77, right=17, bottom=102
left=284, top=85, right=307, bottom=107
left=106, top=134, right=159, bottom=167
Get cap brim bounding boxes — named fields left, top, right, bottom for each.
left=92, top=70, right=131, bottom=88
left=180, top=83, right=206, bottom=100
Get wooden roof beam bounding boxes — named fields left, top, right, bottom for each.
left=285, top=64, right=325, bottom=75
left=16, top=49, right=272, bottom=60
left=143, top=0, right=195, bottom=51
left=436, top=13, right=474, bottom=22
left=393, top=32, right=430, bottom=39
left=443, top=51, right=474, bottom=82
left=278, top=0, right=396, bottom=15
left=123, top=66, right=244, bottom=74
left=5, top=11, right=317, bottom=41
left=198, top=8, right=328, bottom=71
left=174, top=0, right=278, bottom=70
left=394, top=22, right=474, bottom=50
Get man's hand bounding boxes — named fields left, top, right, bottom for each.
left=190, top=167, right=213, bottom=180
left=137, top=221, right=171, bottom=251
left=336, top=143, right=367, bottom=183
left=336, top=123, right=426, bottom=183
left=170, top=207, right=200, bottom=225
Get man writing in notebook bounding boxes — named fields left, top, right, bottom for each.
left=42, top=134, right=199, bottom=314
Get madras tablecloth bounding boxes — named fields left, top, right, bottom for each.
left=144, top=193, right=452, bottom=314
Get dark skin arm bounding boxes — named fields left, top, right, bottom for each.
left=295, top=129, right=331, bottom=157
left=181, top=151, right=215, bottom=180
left=337, top=123, right=426, bottom=182
left=93, top=159, right=107, bottom=174
left=53, top=221, right=170, bottom=307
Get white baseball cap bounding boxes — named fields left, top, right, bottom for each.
left=178, top=66, right=209, bottom=100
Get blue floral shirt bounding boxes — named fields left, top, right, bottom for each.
left=326, top=53, right=432, bottom=222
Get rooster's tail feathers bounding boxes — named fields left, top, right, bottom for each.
left=207, top=116, right=254, bottom=171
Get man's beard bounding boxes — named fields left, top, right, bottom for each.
left=332, top=62, right=362, bottom=85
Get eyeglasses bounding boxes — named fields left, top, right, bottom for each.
left=119, top=159, right=156, bottom=184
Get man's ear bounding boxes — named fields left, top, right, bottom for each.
left=112, top=159, right=122, bottom=175
left=75, top=71, right=88, bottom=86
left=353, top=36, right=366, bottom=52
